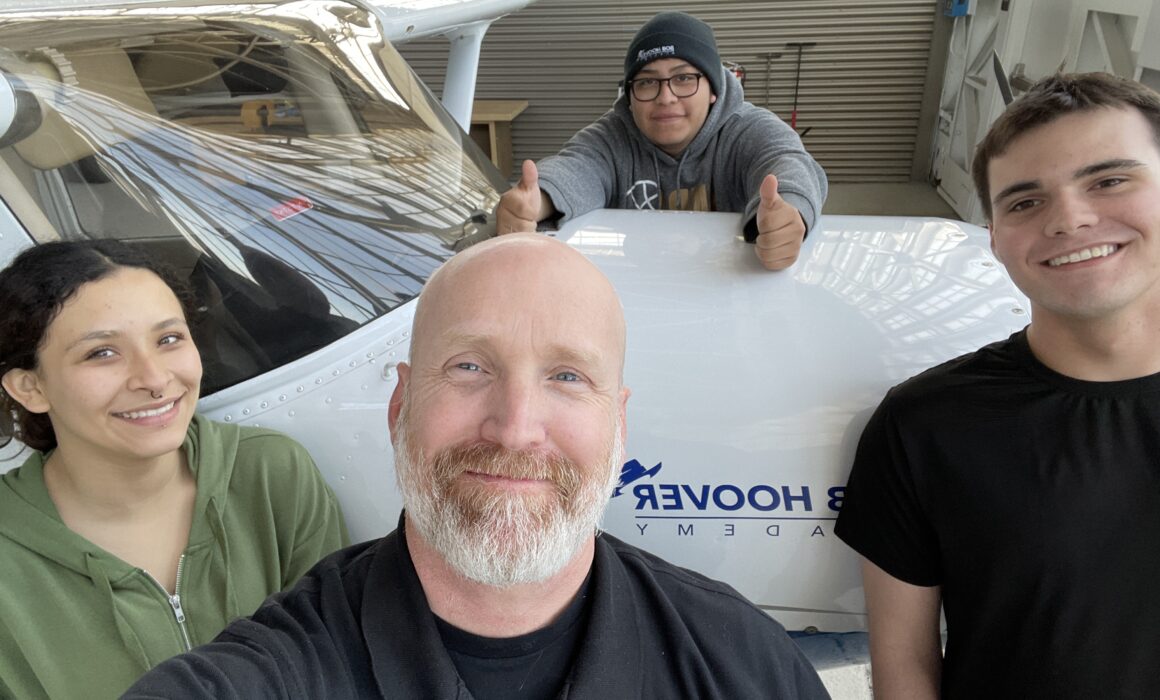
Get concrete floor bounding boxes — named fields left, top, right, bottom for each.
left=796, top=632, right=872, bottom=699
left=823, top=181, right=959, bottom=218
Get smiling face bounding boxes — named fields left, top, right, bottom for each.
left=629, top=58, right=716, bottom=157
left=987, top=107, right=1160, bottom=326
left=2, top=267, right=202, bottom=466
left=388, top=235, right=629, bottom=586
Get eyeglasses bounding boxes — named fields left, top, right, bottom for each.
left=627, top=73, right=704, bottom=102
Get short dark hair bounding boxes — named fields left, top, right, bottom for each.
left=0, top=240, right=196, bottom=451
left=971, top=72, right=1160, bottom=222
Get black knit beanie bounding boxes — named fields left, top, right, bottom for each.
left=623, top=12, right=722, bottom=98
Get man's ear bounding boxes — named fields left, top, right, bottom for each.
left=1, top=369, right=50, bottom=414
left=710, top=94, right=717, bottom=104
left=988, top=224, right=998, bottom=257
left=387, top=362, right=411, bottom=440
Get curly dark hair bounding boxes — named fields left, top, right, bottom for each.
left=0, top=240, right=197, bottom=451
left=971, top=72, right=1160, bottom=222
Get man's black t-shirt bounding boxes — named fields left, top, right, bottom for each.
left=836, top=330, right=1160, bottom=699
left=435, top=575, right=591, bottom=700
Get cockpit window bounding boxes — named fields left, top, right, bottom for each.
left=0, top=2, right=503, bottom=393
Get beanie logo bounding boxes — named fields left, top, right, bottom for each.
left=636, top=45, right=675, bottom=63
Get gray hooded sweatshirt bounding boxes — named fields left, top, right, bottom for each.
left=536, top=68, right=827, bottom=239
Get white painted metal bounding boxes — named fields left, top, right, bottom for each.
left=364, top=1, right=538, bottom=145
left=194, top=302, right=414, bottom=541
left=566, top=209, right=1028, bottom=631
left=1138, top=4, right=1160, bottom=89
left=1063, top=0, right=1153, bottom=77
left=368, top=0, right=536, bottom=43
left=0, top=200, right=29, bottom=258
left=441, top=20, right=489, bottom=129
left=0, top=202, right=33, bottom=461
left=0, top=77, right=15, bottom=141
left=933, top=0, right=1032, bottom=224
left=934, top=0, right=1159, bottom=225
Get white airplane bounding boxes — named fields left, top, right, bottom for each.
left=0, top=0, right=1028, bottom=643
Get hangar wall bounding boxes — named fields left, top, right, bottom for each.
left=398, top=0, right=943, bottom=184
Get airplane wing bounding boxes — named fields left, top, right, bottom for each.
left=367, top=0, right=537, bottom=44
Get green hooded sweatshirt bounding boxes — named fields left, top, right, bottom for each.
left=0, top=415, right=349, bottom=699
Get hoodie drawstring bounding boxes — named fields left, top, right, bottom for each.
left=650, top=151, right=660, bottom=210
left=708, top=129, right=725, bottom=211
left=675, top=151, right=689, bottom=208
left=85, top=552, right=152, bottom=672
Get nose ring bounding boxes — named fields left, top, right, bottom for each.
left=151, top=390, right=163, bottom=400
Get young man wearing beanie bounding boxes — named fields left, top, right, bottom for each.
left=496, top=11, right=828, bottom=271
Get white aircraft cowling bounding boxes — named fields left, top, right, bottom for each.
left=197, top=208, right=1029, bottom=632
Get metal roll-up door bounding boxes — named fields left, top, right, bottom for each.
left=399, top=0, right=939, bottom=184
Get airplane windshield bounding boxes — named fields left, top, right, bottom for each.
left=0, top=1, right=504, bottom=393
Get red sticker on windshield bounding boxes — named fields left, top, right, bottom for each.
left=271, top=197, right=313, bottom=221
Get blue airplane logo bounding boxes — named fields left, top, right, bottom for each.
left=612, top=459, right=662, bottom=497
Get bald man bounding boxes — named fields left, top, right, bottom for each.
left=124, top=236, right=828, bottom=700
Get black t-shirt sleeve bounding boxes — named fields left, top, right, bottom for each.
left=835, top=391, right=942, bottom=587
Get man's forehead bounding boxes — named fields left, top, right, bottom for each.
left=636, top=59, right=693, bottom=76
left=989, top=108, right=1152, bottom=186
left=435, top=243, right=584, bottom=298
left=434, top=328, right=608, bottom=365
left=427, top=287, right=613, bottom=343
left=421, top=238, right=570, bottom=306
left=412, top=236, right=625, bottom=367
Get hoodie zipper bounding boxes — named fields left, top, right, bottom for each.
left=146, top=554, right=193, bottom=652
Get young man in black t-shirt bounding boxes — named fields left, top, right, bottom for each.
left=836, top=73, right=1160, bottom=698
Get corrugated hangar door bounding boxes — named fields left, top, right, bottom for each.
left=398, top=0, right=940, bottom=184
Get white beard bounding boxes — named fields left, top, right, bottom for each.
left=393, top=409, right=622, bottom=588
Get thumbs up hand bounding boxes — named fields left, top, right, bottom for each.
left=496, top=160, right=547, bottom=235
left=754, top=174, right=806, bottom=271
